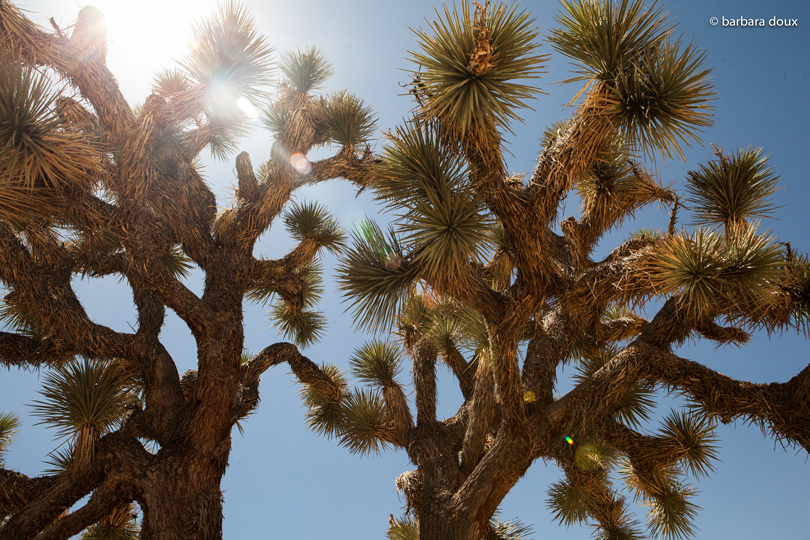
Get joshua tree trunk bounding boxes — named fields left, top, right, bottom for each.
left=138, top=446, right=229, bottom=540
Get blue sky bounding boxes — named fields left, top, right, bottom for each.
left=2, top=0, right=809, bottom=538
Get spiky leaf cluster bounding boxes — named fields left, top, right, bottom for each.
left=180, top=0, right=273, bottom=103
left=349, top=340, right=404, bottom=387
left=0, top=55, right=99, bottom=221
left=387, top=516, right=419, bottom=540
left=159, top=244, right=194, bottom=279
left=269, top=304, right=327, bottom=348
left=338, top=387, right=391, bottom=456
left=409, top=0, right=546, bottom=140
left=576, top=144, right=674, bottom=232
left=550, top=0, right=673, bottom=82
left=283, top=201, right=346, bottom=254
left=323, top=89, right=377, bottom=150
left=152, top=68, right=192, bottom=97
left=263, top=261, right=328, bottom=348
left=42, top=445, right=75, bottom=476
left=621, top=464, right=699, bottom=540
left=299, top=363, right=348, bottom=438
left=551, top=0, right=714, bottom=159
left=337, top=221, right=418, bottom=333
left=547, top=480, right=591, bottom=527
left=0, top=411, right=20, bottom=462
left=340, top=123, right=496, bottom=332
left=686, top=147, right=780, bottom=232
left=279, top=46, right=333, bottom=95
left=263, top=47, right=343, bottom=155
left=484, top=516, right=534, bottom=540
left=768, top=253, right=810, bottom=336
left=79, top=504, right=140, bottom=540
left=247, top=259, right=324, bottom=307
left=30, top=358, right=128, bottom=443
left=658, top=411, right=718, bottom=479
left=647, top=227, right=783, bottom=316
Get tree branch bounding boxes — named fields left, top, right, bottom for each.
left=411, top=338, right=438, bottom=426
left=644, top=348, right=810, bottom=452
left=0, top=5, right=134, bottom=143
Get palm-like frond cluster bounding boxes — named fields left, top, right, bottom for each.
left=550, top=0, right=714, bottom=160
left=180, top=0, right=274, bottom=104
left=79, top=504, right=140, bottom=540
left=0, top=55, right=100, bottom=222
left=338, top=221, right=417, bottom=333
left=645, top=226, right=784, bottom=318
left=0, top=411, right=20, bottom=463
left=283, top=201, right=346, bottom=255
left=30, top=358, right=131, bottom=465
left=403, top=1, right=546, bottom=163
left=263, top=46, right=376, bottom=160
left=409, top=0, right=546, bottom=146
left=685, top=147, right=780, bottom=233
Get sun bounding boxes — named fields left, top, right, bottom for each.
left=66, top=0, right=221, bottom=101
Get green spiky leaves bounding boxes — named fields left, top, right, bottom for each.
left=485, top=516, right=534, bottom=540
left=547, top=480, right=591, bottom=527
left=31, top=358, right=129, bottom=466
left=387, top=516, right=419, bottom=540
left=180, top=1, right=274, bottom=103
left=299, top=363, right=347, bottom=439
left=409, top=0, right=546, bottom=142
left=279, top=46, right=333, bottom=96
left=577, top=146, right=674, bottom=232
left=645, top=485, right=699, bottom=540
left=0, top=55, right=98, bottom=221
left=338, top=387, right=391, bottom=456
left=264, top=261, right=328, bottom=348
left=261, top=203, right=343, bottom=346
left=767, top=253, right=810, bottom=336
left=622, top=464, right=700, bottom=540
left=269, top=304, right=327, bottom=348
left=350, top=340, right=404, bottom=387
left=0, top=411, right=20, bottom=461
left=551, top=0, right=714, bottom=160
left=378, top=123, right=493, bottom=279
left=80, top=504, right=140, bottom=540
left=323, top=89, right=377, bottom=151
left=659, top=410, right=718, bottom=479
left=299, top=367, right=391, bottom=456
left=648, top=227, right=783, bottom=316
left=551, top=0, right=673, bottom=82
left=611, top=39, right=714, bottom=160
left=686, top=147, right=780, bottom=232
left=338, top=221, right=418, bottom=333
left=283, top=201, right=346, bottom=255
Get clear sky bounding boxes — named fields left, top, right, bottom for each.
left=1, top=0, right=809, bottom=538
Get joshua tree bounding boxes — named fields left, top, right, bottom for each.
left=0, top=1, right=376, bottom=537
left=274, top=1, right=810, bottom=540
left=1, top=0, right=809, bottom=540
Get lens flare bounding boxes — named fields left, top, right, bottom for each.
left=565, top=436, right=574, bottom=445
left=236, top=96, right=260, bottom=119
left=290, top=153, right=311, bottom=175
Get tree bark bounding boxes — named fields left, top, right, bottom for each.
left=137, top=444, right=229, bottom=540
